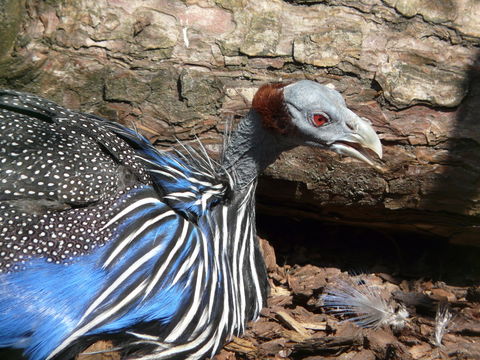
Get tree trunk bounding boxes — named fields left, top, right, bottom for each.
left=0, top=0, right=479, bottom=245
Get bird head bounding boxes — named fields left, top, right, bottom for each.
left=252, top=80, right=382, bottom=166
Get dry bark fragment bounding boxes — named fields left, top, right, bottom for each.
left=78, top=341, right=121, bottom=360
left=366, top=328, right=413, bottom=360
left=292, top=335, right=363, bottom=357
left=287, top=265, right=327, bottom=299
left=276, top=310, right=312, bottom=340
left=351, top=349, right=376, bottom=360
left=224, top=337, right=257, bottom=355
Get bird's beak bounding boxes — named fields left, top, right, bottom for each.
left=329, top=112, right=383, bottom=167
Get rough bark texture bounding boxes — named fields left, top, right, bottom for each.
left=0, top=0, right=479, bottom=245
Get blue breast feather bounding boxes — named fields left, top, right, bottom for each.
left=0, top=186, right=211, bottom=360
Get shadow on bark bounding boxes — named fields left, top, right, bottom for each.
left=422, top=51, right=480, bottom=245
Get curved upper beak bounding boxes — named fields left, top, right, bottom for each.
left=329, top=112, right=383, bottom=166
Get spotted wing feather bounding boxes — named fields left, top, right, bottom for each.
left=0, top=89, right=149, bottom=210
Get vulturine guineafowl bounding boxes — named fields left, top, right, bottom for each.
left=0, top=80, right=382, bottom=360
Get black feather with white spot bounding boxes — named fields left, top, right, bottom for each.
left=0, top=90, right=151, bottom=271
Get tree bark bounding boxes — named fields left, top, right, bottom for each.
left=0, top=0, right=479, bottom=245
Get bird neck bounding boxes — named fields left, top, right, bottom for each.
left=222, top=110, right=295, bottom=190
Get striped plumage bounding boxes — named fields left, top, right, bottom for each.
left=0, top=80, right=382, bottom=360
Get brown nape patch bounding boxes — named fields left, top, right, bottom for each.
left=252, top=83, right=293, bottom=135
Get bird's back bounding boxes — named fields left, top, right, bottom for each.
left=0, top=90, right=267, bottom=360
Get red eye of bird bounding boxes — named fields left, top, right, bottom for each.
left=312, top=113, right=328, bottom=127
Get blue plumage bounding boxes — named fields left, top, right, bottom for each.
left=0, top=89, right=267, bottom=360
left=0, top=187, right=193, bottom=360
left=0, top=80, right=383, bottom=360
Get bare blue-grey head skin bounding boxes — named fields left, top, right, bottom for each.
left=283, top=80, right=382, bottom=163
left=223, top=80, right=383, bottom=189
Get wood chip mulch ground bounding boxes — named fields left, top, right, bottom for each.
left=212, top=237, right=480, bottom=360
